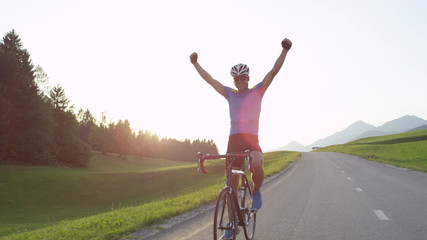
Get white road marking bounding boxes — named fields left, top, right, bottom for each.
left=373, top=210, right=390, bottom=221
left=355, top=187, right=363, bottom=192
left=347, top=177, right=353, bottom=181
left=341, top=171, right=345, bottom=173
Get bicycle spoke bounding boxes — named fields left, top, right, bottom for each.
left=243, top=181, right=256, bottom=240
left=214, top=189, right=236, bottom=240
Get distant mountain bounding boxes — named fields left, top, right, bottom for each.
left=354, top=130, right=391, bottom=140
left=274, top=141, right=309, bottom=152
left=377, top=115, right=427, bottom=132
left=408, top=124, right=427, bottom=132
left=276, top=115, right=427, bottom=152
left=307, top=120, right=375, bottom=149
left=352, top=115, right=427, bottom=140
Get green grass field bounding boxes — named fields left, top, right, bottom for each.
left=0, top=151, right=299, bottom=240
left=316, top=129, right=427, bottom=172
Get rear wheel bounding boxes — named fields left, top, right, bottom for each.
left=243, top=182, right=256, bottom=240
left=214, top=189, right=237, bottom=240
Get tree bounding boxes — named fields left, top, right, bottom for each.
left=88, top=112, right=112, bottom=154
left=0, top=77, right=13, bottom=163
left=77, top=108, right=96, bottom=144
left=1, top=29, right=220, bottom=165
left=49, top=86, right=91, bottom=167
left=0, top=30, right=54, bottom=164
left=50, top=85, right=70, bottom=113
left=51, top=110, right=91, bottom=167
left=34, top=65, right=50, bottom=97
left=113, top=119, right=133, bottom=159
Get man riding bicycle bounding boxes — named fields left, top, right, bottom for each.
left=190, top=38, right=292, bottom=238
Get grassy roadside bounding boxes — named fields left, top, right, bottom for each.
left=1, top=184, right=224, bottom=240
left=1, top=151, right=299, bottom=240
left=0, top=152, right=223, bottom=238
left=316, top=129, right=427, bottom=172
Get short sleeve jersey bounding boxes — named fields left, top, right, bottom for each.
left=223, top=82, right=266, bottom=136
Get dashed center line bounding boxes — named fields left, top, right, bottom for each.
left=329, top=160, right=390, bottom=224
left=373, top=210, right=390, bottom=220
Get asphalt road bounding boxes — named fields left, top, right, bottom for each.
left=126, top=152, right=427, bottom=240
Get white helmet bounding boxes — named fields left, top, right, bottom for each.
left=230, top=63, right=250, bottom=76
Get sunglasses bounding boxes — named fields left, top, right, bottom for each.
left=233, top=75, right=248, bottom=82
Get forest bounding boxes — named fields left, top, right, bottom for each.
left=0, top=29, right=218, bottom=167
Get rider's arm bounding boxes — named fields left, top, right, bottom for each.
left=261, top=38, right=292, bottom=90
left=190, top=52, right=224, bottom=96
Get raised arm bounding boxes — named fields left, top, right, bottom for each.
left=261, top=38, right=292, bottom=90
left=190, top=52, right=224, bottom=96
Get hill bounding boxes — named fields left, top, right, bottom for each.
left=352, top=115, right=427, bottom=140
left=273, top=141, right=309, bottom=152
left=307, top=120, right=375, bottom=149
left=277, top=115, right=427, bottom=151
left=316, top=129, right=427, bottom=172
left=407, top=124, right=427, bottom=132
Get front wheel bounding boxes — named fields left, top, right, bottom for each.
left=242, top=182, right=256, bottom=240
left=214, top=189, right=237, bottom=240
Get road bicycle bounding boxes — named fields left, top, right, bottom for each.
left=198, top=150, right=256, bottom=240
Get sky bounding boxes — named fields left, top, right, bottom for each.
left=2, top=0, right=427, bottom=153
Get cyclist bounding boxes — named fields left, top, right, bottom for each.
left=190, top=38, right=292, bottom=238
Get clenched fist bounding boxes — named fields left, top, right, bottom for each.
left=281, top=38, right=292, bottom=50
left=190, top=52, right=198, bottom=64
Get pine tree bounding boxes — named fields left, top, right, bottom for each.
left=0, top=29, right=54, bottom=164
left=49, top=85, right=91, bottom=167
left=77, top=109, right=96, bottom=144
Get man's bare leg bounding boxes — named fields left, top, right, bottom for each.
left=251, top=151, right=264, bottom=192
left=250, top=151, right=264, bottom=210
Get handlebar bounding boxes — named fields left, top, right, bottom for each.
left=197, top=150, right=251, bottom=174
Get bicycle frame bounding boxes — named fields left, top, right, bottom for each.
left=198, top=150, right=252, bottom=226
